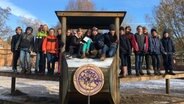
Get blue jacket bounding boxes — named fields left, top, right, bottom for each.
left=149, top=36, right=164, bottom=55
left=161, top=37, right=175, bottom=54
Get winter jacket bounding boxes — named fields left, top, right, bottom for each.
left=57, top=34, right=64, bottom=50
left=149, top=36, right=164, bottom=55
left=120, top=35, right=131, bottom=54
left=126, top=32, right=134, bottom=48
left=71, top=35, right=82, bottom=46
left=11, top=34, right=21, bottom=52
left=161, top=37, right=175, bottom=54
left=104, top=32, right=118, bottom=47
left=132, top=33, right=148, bottom=53
left=33, top=31, right=47, bottom=52
left=65, top=35, right=72, bottom=52
left=91, top=33, right=105, bottom=49
left=15, top=33, right=34, bottom=51
left=42, top=35, right=58, bottom=54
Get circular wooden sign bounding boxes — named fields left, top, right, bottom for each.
left=73, top=64, right=104, bottom=96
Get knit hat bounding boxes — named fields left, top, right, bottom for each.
left=151, top=28, right=157, bottom=33
left=109, top=24, right=115, bottom=31
left=25, top=27, right=33, bottom=33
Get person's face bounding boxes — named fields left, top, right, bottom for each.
left=87, top=30, right=91, bottom=36
left=164, top=33, right=169, bottom=38
left=110, top=30, right=115, bottom=36
left=120, top=30, right=125, bottom=35
left=49, top=30, right=55, bottom=36
left=16, top=29, right=22, bottom=34
left=67, top=30, right=71, bottom=36
left=152, top=31, right=157, bottom=37
left=57, top=29, right=62, bottom=35
left=125, top=28, right=131, bottom=33
left=143, top=29, right=147, bottom=34
left=43, top=25, right=48, bottom=32
left=92, top=31, right=98, bottom=36
left=77, top=31, right=83, bottom=37
left=26, top=30, right=32, bottom=34
left=137, top=27, right=143, bottom=34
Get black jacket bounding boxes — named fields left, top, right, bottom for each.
left=104, top=32, right=117, bottom=47
left=120, top=35, right=131, bottom=54
left=91, top=33, right=104, bottom=49
left=71, top=35, right=82, bottom=46
left=65, top=35, right=72, bottom=52
left=57, top=34, right=64, bottom=50
left=161, top=37, right=175, bottom=54
left=33, top=36, right=44, bottom=52
left=11, top=34, right=21, bottom=52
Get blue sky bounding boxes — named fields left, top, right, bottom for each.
left=0, top=0, right=160, bottom=32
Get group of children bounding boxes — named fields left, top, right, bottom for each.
left=10, top=24, right=176, bottom=77
left=119, top=25, right=176, bottom=78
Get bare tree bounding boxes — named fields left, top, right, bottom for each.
left=147, top=0, right=184, bottom=51
left=65, top=0, right=95, bottom=11
left=0, top=7, right=13, bottom=39
left=18, top=16, right=43, bottom=35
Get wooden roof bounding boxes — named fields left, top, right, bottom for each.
left=55, top=11, right=126, bottom=29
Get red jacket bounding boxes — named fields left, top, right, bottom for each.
left=42, top=35, right=58, bottom=54
left=132, top=34, right=149, bottom=53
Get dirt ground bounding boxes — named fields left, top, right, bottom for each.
left=0, top=76, right=184, bottom=104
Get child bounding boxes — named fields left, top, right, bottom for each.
left=56, top=28, right=64, bottom=74
left=15, top=27, right=34, bottom=74
left=69, top=28, right=83, bottom=58
left=11, top=26, right=22, bottom=73
left=81, top=29, right=92, bottom=58
left=132, top=25, right=148, bottom=76
left=65, top=29, right=72, bottom=54
left=125, top=26, right=134, bottom=75
left=90, top=27, right=104, bottom=59
left=101, top=24, right=118, bottom=61
left=119, top=26, right=131, bottom=78
left=149, top=29, right=165, bottom=75
left=161, top=31, right=175, bottom=75
left=42, top=28, right=58, bottom=75
left=142, top=27, right=151, bottom=75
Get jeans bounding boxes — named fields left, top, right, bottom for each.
left=127, top=55, right=132, bottom=74
left=163, top=54, right=173, bottom=72
left=12, top=51, right=20, bottom=70
left=35, top=51, right=46, bottom=73
left=151, top=54, right=161, bottom=70
left=102, top=44, right=117, bottom=57
left=46, top=53, right=57, bottom=74
left=142, top=53, right=150, bottom=70
left=20, top=48, right=31, bottom=71
left=135, top=53, right=144, bottom=73
left=82, top=40, right=92, bottom=53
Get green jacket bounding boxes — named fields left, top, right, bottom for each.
left=36, top=31, right=47, bottom=38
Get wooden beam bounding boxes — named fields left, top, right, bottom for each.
left=11, top=77, right=16, bottom=94
left=121, top=73, right=184, bottom=83
left=166, top=79, right=170, bottom=94
left=56, top=12, right=125, bottom=17
left=115, top=17, right=120, bottom=104
left=61, top=16, right=67, bottom=52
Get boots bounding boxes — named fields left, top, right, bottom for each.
left=139, top=70, right=144, bottom=76
left=100, top=54, right=106, bottom=61
left=169, top=70, right=176, bottom=75
left=81, top=53, right=86, bottom=59
left=136, top=70, right=140, bottom=76
left=147, top=69, right=151, bottom=75
left=154, top=68, right=158, bottom=75
left=157, top=68, right=162, bottom=75
left=119, top=67, right=127, bottom=78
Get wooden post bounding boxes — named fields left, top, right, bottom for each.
left=166, top=79, right=170, bottom=94
left=11, top=77, right=16, bottom=94
left=115, top=17, right=120, bottom=104
left=59, top=16, right=67, bottom=104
